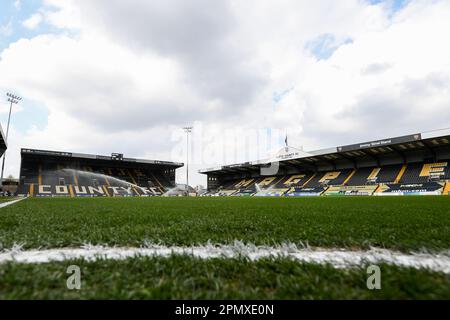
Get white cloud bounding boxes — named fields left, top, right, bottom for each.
left=1, top=0, right=450, bottom=186
left=22, top=13, right=43, bottom=30
left=14, top=0, right=21, bottom=10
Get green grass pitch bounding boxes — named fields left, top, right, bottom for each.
left=0, top=196, right=449, bottom=299
left=1, top=258, right=449, bottom=299
left=1, top=196, right=449, bottom=251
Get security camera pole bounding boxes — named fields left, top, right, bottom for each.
left=183, top=126, right=193, bottom=194
left=1, top=93, right=21, bottom=188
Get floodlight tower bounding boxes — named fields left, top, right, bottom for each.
left=1, top=93, right=21, bottom=187
left=183, top=126, right=193, bottom=193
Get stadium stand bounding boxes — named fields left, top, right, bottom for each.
left=399, top=163, right=423, bottom=184
left=200, top=129, right=450, bottom=197
left=0, top=124, right=7, bottom=193
left=346, top=167, right=377, bottom=186
left=17, top=149, right=183, bottom=197
left=253, top=174, right=313, bottom=197
left=276, top=173, right=314, bottom=188
left=288, top=169, right=354, bottom=188
left=375, top=164, right=403, bottom=184
left=407, top=162, right=448, bottom=183
left=0, top=125, right=6, bottom=159
left=443, top=182, right=450, bottom=195
left=418, top=162, right=438, bottom=181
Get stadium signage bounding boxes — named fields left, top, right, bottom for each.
left=276, top=151, right=300, bottom=160
left=21, top=148, right=73, bottom=157
left=273, top=146, right=306, bottom=161
left=96, top=155, right=113, bottom=160
left=36, top=185, right=161, bottom=196
left=359, top=139, right=392, bottom=148
left=337, top=134, right=422, bottom=152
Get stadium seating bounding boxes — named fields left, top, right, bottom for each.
left=399, top=163, right=423, bottom=184
left=443, top=182, right=450, bottom=195
left=205, top=160, right=450, bottom=197
left=209, top=174, right=315, bottom=196
left=23, top=156, right=450, bottom=197
left=400, top=162, right=449, bottom=183
left=345, top=167, right=374, bottom=186
left=275, top=173, right=314, bottom=188
left=303, top=169, right=353, bottom=188
left=375, top=164, right=403, bottom=183
left=19, top=162, right=175, bottom=197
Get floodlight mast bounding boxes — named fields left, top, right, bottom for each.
left=1, top=93, right=21, bottom=188
left=183, top=126, right=193, bottom=194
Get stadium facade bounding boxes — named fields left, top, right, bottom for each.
left=200, top=128, right=450, bottom=196
left=17, top=149, right=183, bottom=197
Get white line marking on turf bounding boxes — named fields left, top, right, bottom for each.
left=0, top=242, right=449, bottom=273
left=0, top=197, right=27, bottom=208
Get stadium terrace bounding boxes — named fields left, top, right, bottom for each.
left=199, top=128, right=450, bottom=197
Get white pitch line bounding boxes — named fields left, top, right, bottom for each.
left=0, top=197, right=27, bottom=208
left=0, top=243, right=449, bottom=273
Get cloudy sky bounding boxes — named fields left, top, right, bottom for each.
left=0, top=0, right=449, bottom=186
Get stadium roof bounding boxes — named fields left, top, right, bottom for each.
left=199, top=128, right=450, bottom=175
left=0, top=124, right=7, bottom=157
left=21, top=148, right=184, bottom=168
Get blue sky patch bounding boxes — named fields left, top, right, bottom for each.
left=273, top=87, right=294, bottom=104
left=367, top=0, right=410, bottom=13
left=1, top=1, right=54, bottom=134
left=0, top=97, right=49, bottom=133
left=0, top=0, right=60, bottom=52
left=305, top=34, right=353, bottom=61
